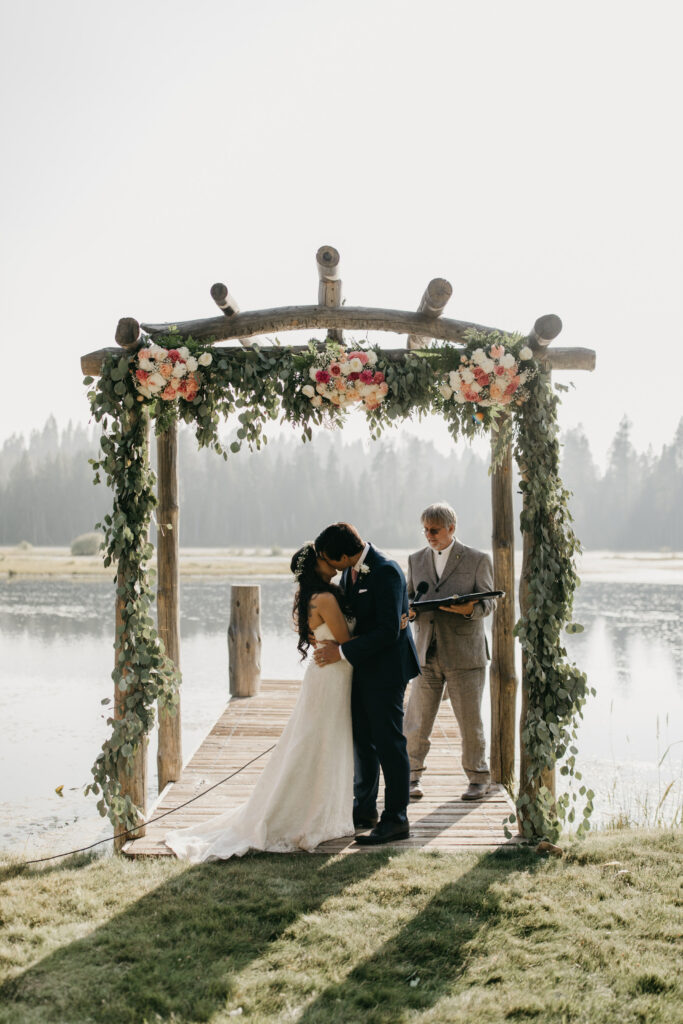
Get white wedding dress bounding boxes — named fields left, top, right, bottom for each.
left=165, top=621, right=355, bottom=862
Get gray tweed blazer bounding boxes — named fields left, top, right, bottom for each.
left=407, top=540, right=496, bottom=671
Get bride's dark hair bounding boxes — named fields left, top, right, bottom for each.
left=291, top=542, right=349, bottom=660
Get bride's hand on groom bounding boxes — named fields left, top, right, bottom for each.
left=314, top=640, right=341, bottom=666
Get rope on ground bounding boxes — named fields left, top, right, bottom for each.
left=12, top=744, right=277, bottom=868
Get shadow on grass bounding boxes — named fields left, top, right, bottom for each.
left=0, top=852, right=389, bottom=1023
left=297, top=847, right=539, bottom=1024
left=1, top=845, right=541, bottom=1024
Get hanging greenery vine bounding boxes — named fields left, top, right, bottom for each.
left=85, top=328, right=591, bottom=841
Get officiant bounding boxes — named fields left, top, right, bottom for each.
left=405, top=502, right=496, bottom=802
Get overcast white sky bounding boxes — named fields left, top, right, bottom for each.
left=1, top=0, right=681, bottom=467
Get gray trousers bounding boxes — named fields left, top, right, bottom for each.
left=404, top=648, right=490, bottom=785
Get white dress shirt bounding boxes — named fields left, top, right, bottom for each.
left=433, top=538, right=455, bottom=580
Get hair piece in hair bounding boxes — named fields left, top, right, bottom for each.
left=291, top=542, right=349, bottom=659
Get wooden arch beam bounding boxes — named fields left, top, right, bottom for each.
left=136, top=305, right=508, bottom=345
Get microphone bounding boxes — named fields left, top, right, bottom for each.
left=414, top=581, right=429, bottom=602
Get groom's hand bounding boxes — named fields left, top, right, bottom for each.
left=313, top=640, right=341, bottom=666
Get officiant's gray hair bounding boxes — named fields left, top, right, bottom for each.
left=421, top=502, right=456, bottom=530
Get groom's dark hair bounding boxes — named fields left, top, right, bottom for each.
left=315, top=522, right=364, bottom=560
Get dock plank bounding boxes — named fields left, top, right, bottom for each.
left=124, top=679, right=520, bottom=857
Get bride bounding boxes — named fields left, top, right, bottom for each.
left=165, top=542, right=355, bottom=861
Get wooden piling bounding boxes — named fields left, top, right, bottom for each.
left=228, top=585, right=262, bottom=697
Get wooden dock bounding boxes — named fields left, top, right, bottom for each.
left=124, top=679, right=519, bottom=857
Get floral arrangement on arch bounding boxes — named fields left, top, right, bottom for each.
left=299, top=345, right=388, bottom=411
left=132, top=343, right=213, bottom=402
left=439, top=341, right=535, bottom=409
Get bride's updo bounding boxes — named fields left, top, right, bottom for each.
left=291, top=542, right=348, bottom=659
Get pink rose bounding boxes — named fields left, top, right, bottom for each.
left=379, top=382, right=389, bottom=396
left=359, top=370, right=373, bottom=383
left=135, top=369, right=150, bottom=383
left=348, top=371, right=360, bottom=381
left=315, top=370, right=330, bottom=383
left=352, top=352, right=369, bottom=364
left=160, top=363, right=173, bottom=379
left=161, top=383, right=178, bottom=401
left=373, top=371, right=385, bottom=383
left=504, top=378, right=520, bottom=396
left=138, top=349, right=151, bottom=361
left=167, top=349, right=184, bottom=364
left=490, top=344, right=504, bottom=359
left=495, top=365, right=505, bottom=376
left=330, top=363, right=342, bottom=376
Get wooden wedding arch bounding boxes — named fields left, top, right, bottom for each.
left=81, top=245, right=596, bottom=850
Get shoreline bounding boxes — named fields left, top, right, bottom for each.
left=1, top=546, right=682, bottom=582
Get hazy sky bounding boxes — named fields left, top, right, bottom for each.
left=1, top=0, right=681, bottom=467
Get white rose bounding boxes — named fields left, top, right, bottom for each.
left=137, top=386, right=152, bottom=399
left=185, top=356, right=198, bottom=372
left=178, top=347, right=190, bottom=360
left=309, top=366, right=318, bottom=381
left=148, top=372, right=166, bottom=388
left=366, top=350, right=378, bottom=365
left=461, top=368, right=475, bottom=383
left=439, top=384, right=453, bottom=399
left=338, top=362, right=351, bottom=375
left=348, top=358, right=363, bottom=373
left=480, top=357, right=495, bottom=373
left=471, top=348, right=486, bottom=365
left=470, top=382, right=482, bottom=393
left=311, top=395, right=323, bottom=407
left=519, top=346, right=533, bottom=360
left=172, top=363, right=187, bottom=378
left=501, top=352, right=516, bottom=368
left=302, top=384, right=315, bottom=397
left=138, top=358, right=154, bottom=371
left=149, top=345, right=166, bottom=360
left=316, top=383, right=327, bottom=395
left=453, top=393, right=466, bottom=404
left=197, top=352, right=212, bottom=367
left=448, top=371, right=459, bottom=389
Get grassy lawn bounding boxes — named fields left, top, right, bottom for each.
left=1, top=830, right=681, bottom=1024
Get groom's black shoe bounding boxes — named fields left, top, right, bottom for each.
left=355, top=819, right=410, bottom=846
left=353, top=812, right=379, bottom=830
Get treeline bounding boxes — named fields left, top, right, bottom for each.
left=0, top=415, right=681, bottom=551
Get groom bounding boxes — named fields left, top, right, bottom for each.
left=314, top=523, right=420, bottom=845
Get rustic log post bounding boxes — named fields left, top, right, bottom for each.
left=489, top=417, right=517, bottom=788
left=527, top=314, right=562, bottom=353
left=517, top=362, right=556, bottom=833
left=113, top=408, right=149, bottom=853
left=156, top=420, right=183, bottom=791
left=406, top=278, right=453, bottom=350
left=228, top=585, right=262, bottom=697
left=316, top=245, right=343, bottom=342
left=115, top=317, right=142, bottom=350
left=210, top=283, right=251, bottom=347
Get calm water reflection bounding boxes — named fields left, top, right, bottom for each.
left=1, top=575, right=681, bottom=851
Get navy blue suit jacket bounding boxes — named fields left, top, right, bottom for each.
left=340, top=544, right=420, bottom=688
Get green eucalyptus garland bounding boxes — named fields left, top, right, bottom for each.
left=84, top=330, right=591, bottom=841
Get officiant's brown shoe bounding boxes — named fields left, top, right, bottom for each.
left=355, top=820, right=410, bottom=845
left=461, top=782, right=490, bottom=801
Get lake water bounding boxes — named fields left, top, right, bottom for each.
left=1, top=570, right=681, bottom=855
